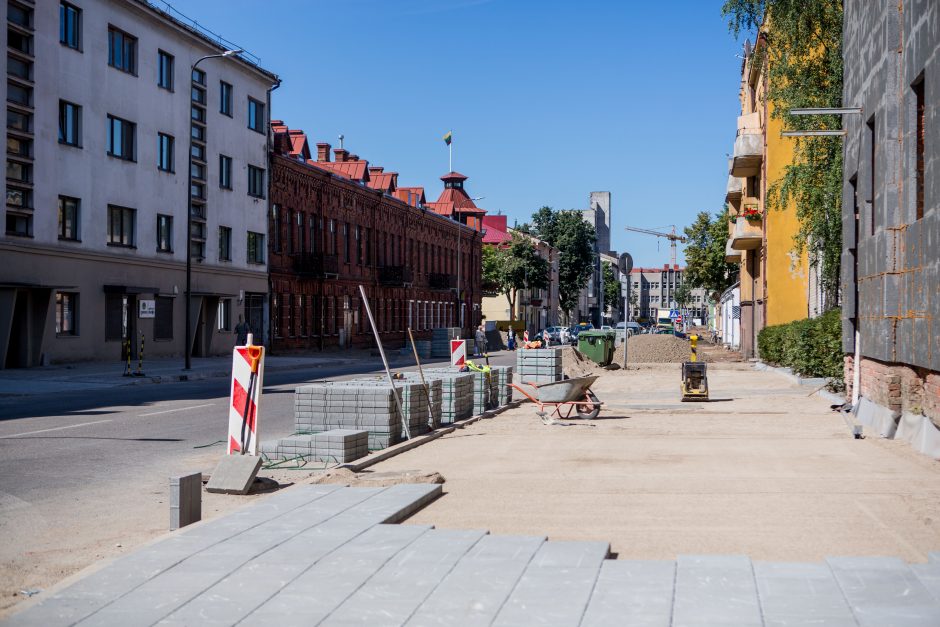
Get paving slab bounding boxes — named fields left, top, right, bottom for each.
left=828, top=556, right=940, bottom=626
left=404, top=534, right=546, bottom=627
left=753, top=561, right=857, bottom=627
left=205, top=455, right=262, bottom=495
left=580, top=560, right=676, bottom=627
left=672, top=555, right=763, bottom=627
left=322, top=528, right=487, bottom=627
left=492, top=540, right=609, bottom=626
left=910, top=561, right=940, bottom=605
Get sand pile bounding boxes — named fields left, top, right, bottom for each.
left=612, top=334, right=700, bottom=364
left=560, top=346, right=597, bottom=378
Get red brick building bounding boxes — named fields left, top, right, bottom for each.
left=268, top=122, right=483, bottom=352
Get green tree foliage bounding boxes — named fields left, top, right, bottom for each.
left=528, top=206, right=596, bottom=317
left=481, top=234, right=549, bottom=321
left=757, top=309, right=842, bottom=379
left=673, top=281, right=692, bottom=309
left=682, top=210, right=738, bottom=298
left=603, top=262, right=621, bottom=316
left=722, top=0, right=843, bottom=301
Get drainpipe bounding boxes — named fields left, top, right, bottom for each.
left=265, top=76, right=282, bottom=352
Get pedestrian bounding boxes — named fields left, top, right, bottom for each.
left=234, top=315, right=251, bottom=346
left=507, top=329, right=516, bottom=351
left=475, top=324, right=487, bottom=357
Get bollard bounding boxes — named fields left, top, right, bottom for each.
left=690, top=334, right=698, bottom=362
left=123, top=337, right=132, bottom=377
left=135, top=332, right=145, bottom=377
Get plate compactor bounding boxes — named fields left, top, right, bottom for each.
left=681, top=334, right=709, bottom=401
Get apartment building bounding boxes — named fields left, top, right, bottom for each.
left=1, top=0, right=278, bottom=367
left=268, top=122, right=483, bottom=352
left=629, top=265, right=709, bottom=324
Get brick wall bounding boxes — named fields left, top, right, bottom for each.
left=846, top=354, right=940, bottom=429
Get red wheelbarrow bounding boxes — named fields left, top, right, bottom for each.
left=510, top=375, right=603, bottom=423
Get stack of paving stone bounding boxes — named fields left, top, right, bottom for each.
left=516, top=347, right=564, bottom=384
left=260, top=429, right=368, bottom=463
left=399, top=374, right=443, bottom=429
left=413, top=340, right=432, bottom=359
left=294, top=382, right=401, bottom=450
left=347, top=379, right=430, bottom=438
left=431, top=327, right=462, bottom=358
left=490, top=365, right=514, bottom=405
left=421, top=369, right=474, bottom=424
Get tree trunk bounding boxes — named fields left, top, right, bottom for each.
left=506, top=290, right=516, bottom=322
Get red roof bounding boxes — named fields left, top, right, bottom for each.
left=308, top=159, right=369, bottom=183
left=482, top=226, right=511, bottom=245
left=425, top=201, right=454, bottom=217
left=367, top=172, right=398, bottom=193
left=393, top=187, right=426, bottom=207
left=440, top=171, right=468, bottom=182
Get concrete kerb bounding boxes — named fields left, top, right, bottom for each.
left=753, top=361, right=829, bottom=388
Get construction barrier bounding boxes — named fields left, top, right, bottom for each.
left=450, top=339, right=467, bottom=367
left=227, top=334, right=265, bottom=455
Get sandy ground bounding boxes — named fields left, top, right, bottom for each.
left=372, top=362, right=940, bottom=562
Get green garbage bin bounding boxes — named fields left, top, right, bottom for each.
left=578, top=330, right=615, bottom=366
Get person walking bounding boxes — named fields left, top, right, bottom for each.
left=234, top=315, right=251, bottom=346
left=475, top=324, right=487, bottom=357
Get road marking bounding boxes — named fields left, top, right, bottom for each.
left=138, top=403, right=215, bottom=417
left=1, top=419, right=113, bottom=438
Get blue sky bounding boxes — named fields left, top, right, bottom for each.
left=168, top=0, right=746, bottom=266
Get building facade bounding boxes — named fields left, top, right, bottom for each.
left=268, top=122, right=482, bottom=353
left=1, top=0, right=277, bottom=367
left=575, top=191, right=613, bottom=326
left=628, top=265, right=709, bottom=324
left=842, top=0, right=940, bottom=452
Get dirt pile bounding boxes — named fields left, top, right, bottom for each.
left=560, top=346, right=597, bottom=378
left=612, top=334, right=700, bottom=364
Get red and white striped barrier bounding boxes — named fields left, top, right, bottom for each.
left=450, top=339, right=467, bottom=366
left=523, top=330, right=530, bottom=344
left=227, top=335, right=265, bottom=455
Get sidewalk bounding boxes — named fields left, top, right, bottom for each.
left=0, top=348, right=417, bottom=398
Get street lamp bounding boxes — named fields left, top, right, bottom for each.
left=185, top=49, right=241, bottom=370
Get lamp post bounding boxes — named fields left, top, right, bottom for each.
left=185, top=49, right=241, bottom=370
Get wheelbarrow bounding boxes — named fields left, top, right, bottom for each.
left=509, top=375, right=602, bottom=423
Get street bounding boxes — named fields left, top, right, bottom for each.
left=0, top=352, right=515, bottom=613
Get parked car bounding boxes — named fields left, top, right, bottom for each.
left=615, top=321, right=643, bottom=337
left=568, top=323, right=594, bottom=345
left=543, top=326, right=569, bottom=345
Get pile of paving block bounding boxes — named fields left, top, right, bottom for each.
left=491, top=365, right=514, bottom=405
left=516, top=347, right=564, bottom=384
left=260, top=429, right=368, bottom=464
left=431, top=327, right=462, bottom=358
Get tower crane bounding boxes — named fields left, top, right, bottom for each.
left=624, top=225, right=687, bottom=267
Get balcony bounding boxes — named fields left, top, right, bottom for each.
left=726, top=175, right=743, bottom=202
left=725, top=239, right=742, bottom=263
left=730, top=216, right=763, bottom=251
left=731, top=112, right=763, bottom=177
left=292, top=253, right=339, bottom=278
left=378, top=265, right=414, bottom=286
left=428, top=272, right=456, bottom=290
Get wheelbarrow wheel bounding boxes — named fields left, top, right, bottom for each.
left=576, top=391, right=601, bottom=420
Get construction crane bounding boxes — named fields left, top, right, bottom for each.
left=624, top=225, right=687, bottom=267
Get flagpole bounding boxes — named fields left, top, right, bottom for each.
left=448, top=130, right=453, bottom=172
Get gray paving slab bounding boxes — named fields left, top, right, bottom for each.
left=205, top=455, right=262, bottom=495
left=320, top=528, right=487, bottom=627
left=672, top=555, right=763, bottom=627
left=203, top=524, right=431, bottom=627
left=580, top=560, right=676, bottom=627
left=492, top=540, right=609, bottom=627
left=3, top=485, right=343, bottom=627
left=910, top=561, right=940, bottom=604
left=72, top=487, right=388, bottom=627
left=828, top=556, right=940, bottom=626
left=930, top=552, right=940, bottom=564
left=404, top=534, right=546, bottom=627
left=753, top=561, right=857, bottom=627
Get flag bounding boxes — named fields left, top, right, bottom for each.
left=442, top=131, right=452, bottom=145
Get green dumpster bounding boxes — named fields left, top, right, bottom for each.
left=578, top=330, right=615, bottom=366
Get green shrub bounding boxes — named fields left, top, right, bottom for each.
left=757, top=309, right=842, bottom=378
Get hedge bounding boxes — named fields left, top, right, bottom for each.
left=757, top=309, right=842, bottom=378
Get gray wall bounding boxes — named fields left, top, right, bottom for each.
left=842, top=0, right=940, bottom=369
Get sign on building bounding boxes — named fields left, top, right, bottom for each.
left=139, top=299, right=155, bottom=318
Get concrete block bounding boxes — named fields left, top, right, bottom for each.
left=753, top=561, right=856, bottom=626
left=581, top=560, right=676, bottom=627
left=673, top=555, right=762, bottom=627
left=827, top=556, right=940, bottom=626
left=205, top=455, right=263, bottom=495
left=169, top=472, right=202, bottom=531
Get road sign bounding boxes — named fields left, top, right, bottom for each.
left=669, top=309, right=680, bottom=319
left=618, top=252, right=633, bottom=275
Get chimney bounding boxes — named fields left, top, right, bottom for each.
left=368, top=166, right=384, bottom=174
left=316, top=142, right=331, bottom=162
left=348, top=154, right=359, bottom=162
left=333, top=148, right=349, bottom=162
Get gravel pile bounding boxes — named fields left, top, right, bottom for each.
left=612, top=334, right=701, bottom=364
left=560, top=346, right=597, bottom=378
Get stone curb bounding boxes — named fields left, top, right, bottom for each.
left=753, top=361, right=829, bottom=387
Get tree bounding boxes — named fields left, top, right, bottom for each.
left=682, top=210, right=738, bottom=298
left=722, top=0, right=843, bottom=303
left=481, top=234, right=549, bottom=321
left=674, top=282, right=692, bottom=309
left=603, top=262, right=621, bottom=317
left=528, top=207, right=596, bottom=319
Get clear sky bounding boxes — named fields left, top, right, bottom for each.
left=167, top=0, right=746, bottom=267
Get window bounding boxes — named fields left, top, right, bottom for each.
left=6, top=186, right=30, bottom=208
left=191, top=143, right=205, bottom=161
left=190, top=181, right=205, bottom=200
left=107, top=26, right=137, bottom=74
left=220, top=81, right=233, bottom=116
left=156, top=214, right=172, bottom=252
left=247, top=165, right=264, bottom=198
left=58, top=195, right=79, bottom=240
left=9, top=2, right=31, bottom=27
left=247, top=231, right=265, bottom=264
left=219, top=154, right=232, bottom=189
left=343, top=222, right=350, bottom=263
left=55, top=292, right=78, bottom=336
left=287, top=209, right=295, bottom=253
left=60, top=2, right=81, bottom=49
left=217, top=299, right=231, bottom=331
left=218, top=226, right=231, bottom=261
left=190, top=123, right=204, bottom=142
left=7, top=109, right=30, bottom=132
left=299, top=294, right=307, bottom=336
left=248, top=97, right=264, bottom=133
left=157, top=132, right=173, bottom=172
left=154, top=296, right=173, bottom=340
left=59, top=100, right=82, bottom=146
left=107, top=204, right=135, bottom=247
left=7, top=135, right=31, bottom=157
left=8, top=29, right=31, bottom=55
left=191, top=105, right=205, bottom=123
left=190, top=162, right=205, bottom=180
left=6, top=160, right=30, bottom=183
left=914, top=77, right=925, bottom=221
left=6, top=212, right=31, bottom=236
left=157, top=50, right=173, bottom=90
left=8, top=55, right=31, bottom=80
left=107, top=115, right=135, bottom=160
left=191, top=85, right=206, bottom=105
left=7, top=81, right=30, bottom=106
left=192, top=68, right=205, bottom=84
left=104, top=293, right=122, bottom=341
left=190, top=201, right=205, bottom=220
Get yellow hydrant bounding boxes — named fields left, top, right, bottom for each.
left=690, top=334, right=698, bottom=362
